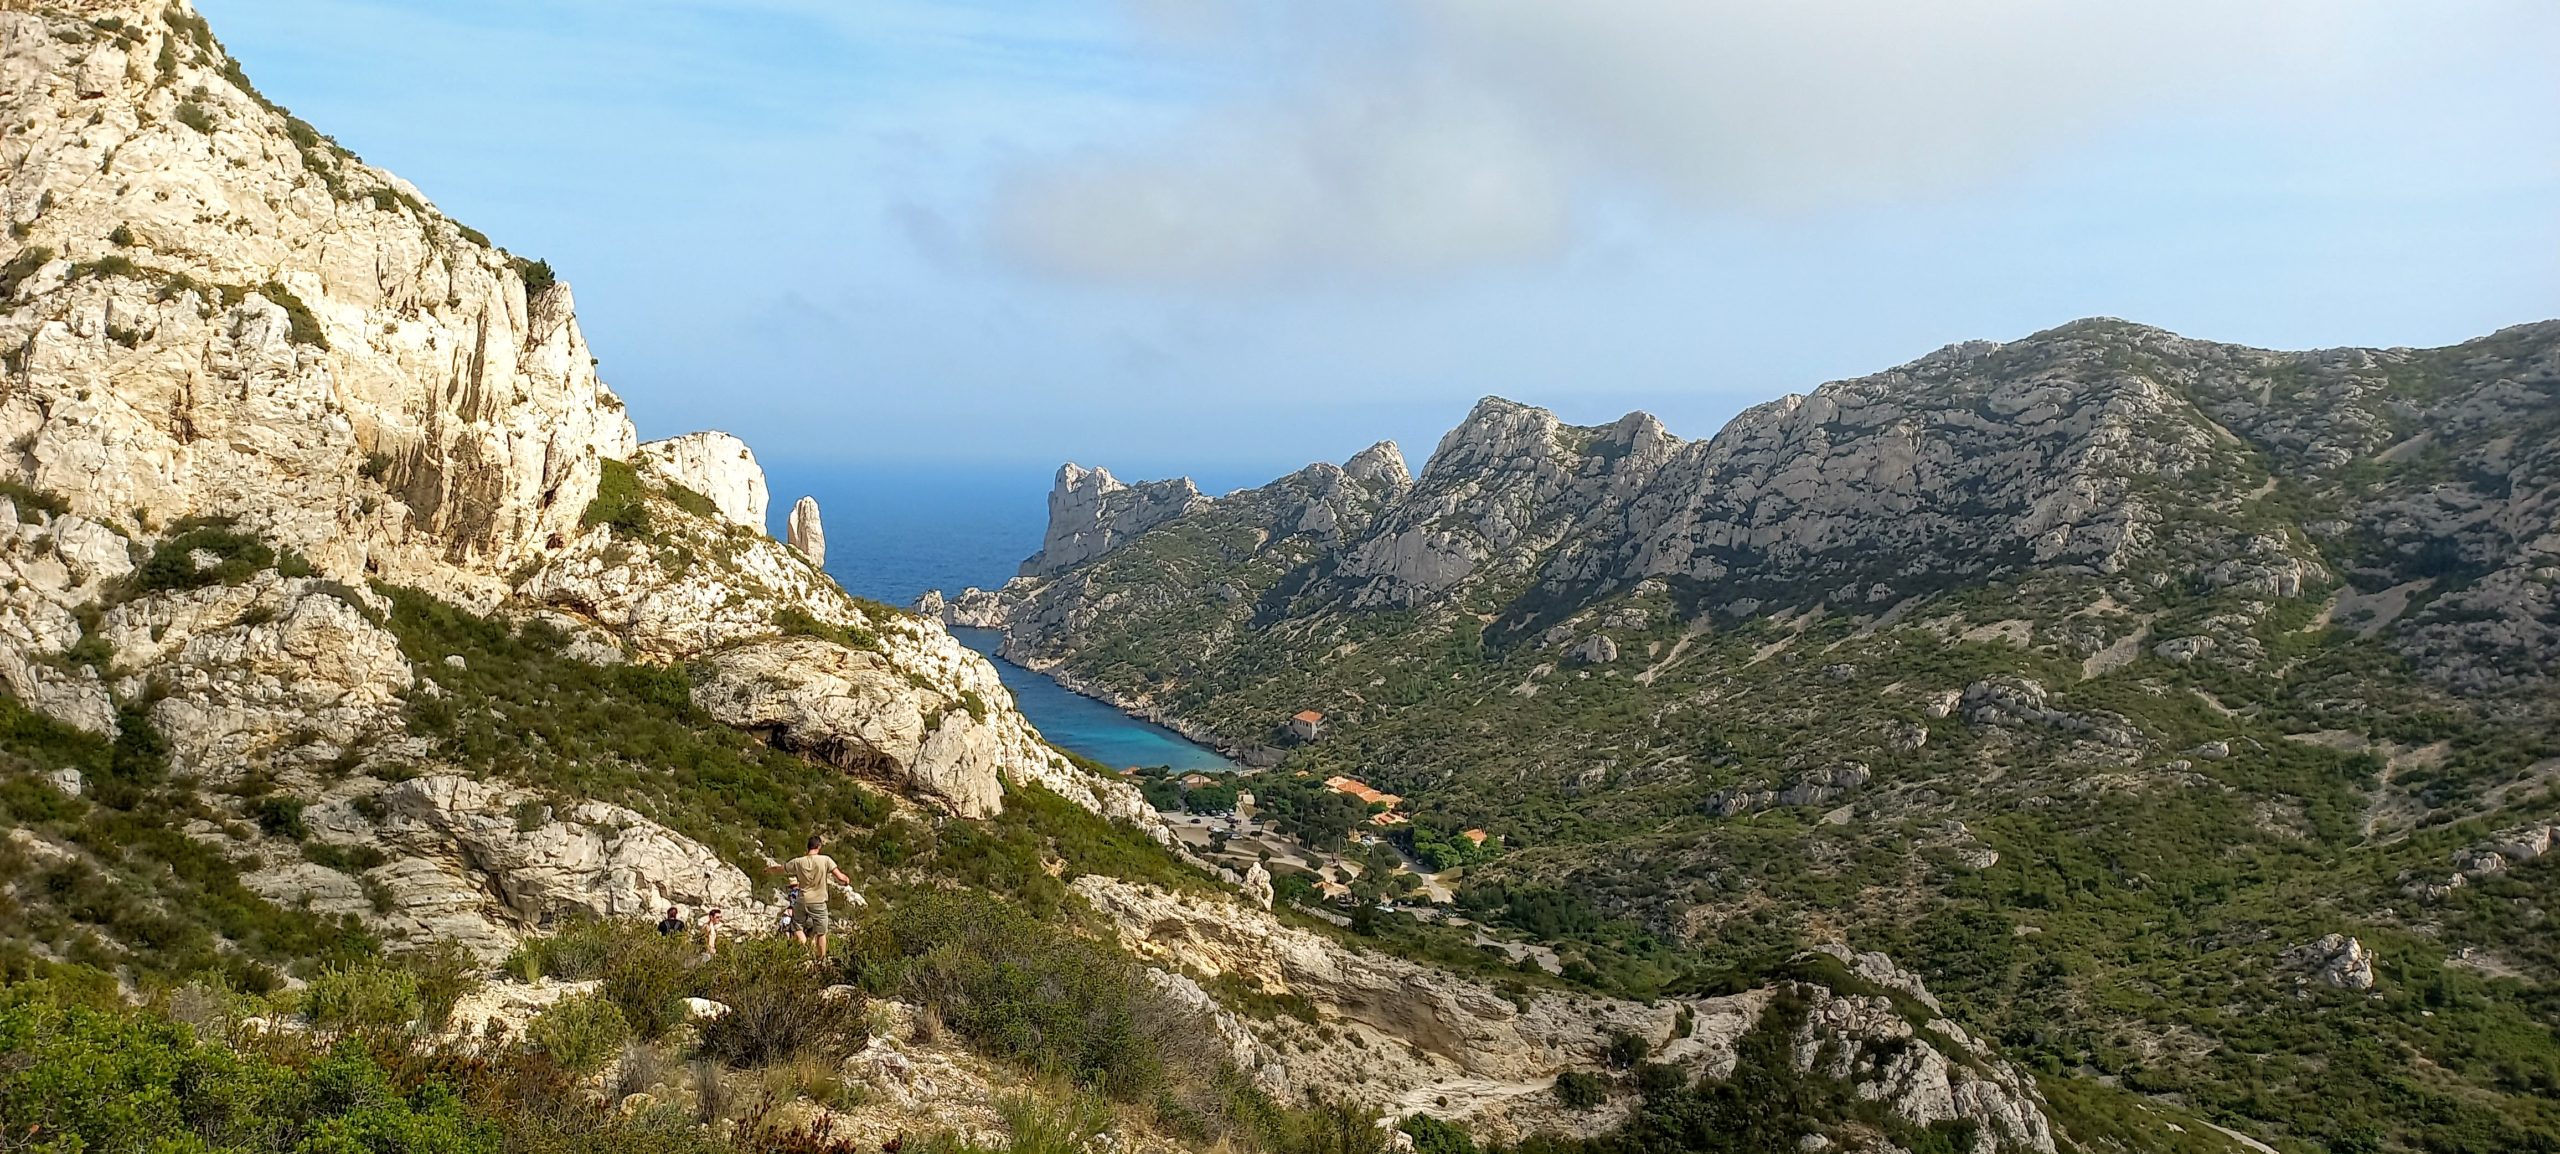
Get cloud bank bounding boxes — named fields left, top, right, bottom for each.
left=990, top=0, right=2489, bottom=284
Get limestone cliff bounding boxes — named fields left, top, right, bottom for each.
left=0, top=0, right=1151, bottom=958
left=1019, top=463, right=1211, bottom=578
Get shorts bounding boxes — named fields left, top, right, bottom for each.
left=796, top=896, right=830, bottom=936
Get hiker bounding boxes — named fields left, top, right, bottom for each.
left=656, top=906, right=686, bottom=937
left=702, top=908, right=724, bottom=955
left=767, top=834, right=852, bottom=961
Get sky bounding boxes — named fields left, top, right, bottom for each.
left=200, top=0, right=2560, bottom=486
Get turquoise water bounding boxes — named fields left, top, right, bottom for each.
left=949, top=628, right=1234, bottom=772
left=757, top=462, right=1234, bottom=773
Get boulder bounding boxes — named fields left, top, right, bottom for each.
left=2284, top=934, right=2377, bottom=991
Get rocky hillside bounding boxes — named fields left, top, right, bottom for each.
left=949, top=320, right=2560, bottom=1152
left=0, top=6, right=2145, bottom=1154
left=0, top=0, right=1144, bottom=965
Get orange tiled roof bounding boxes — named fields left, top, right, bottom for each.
left=1323, top=775, right=1401, bottom=808
left=1462, top=828, right=1489, bottom=845
left=1292, top=710, right=1325, bottom=724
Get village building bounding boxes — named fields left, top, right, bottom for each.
left=1462, top=828, right=1489, bottom=846
left=1323, top=775, right=1402, bottom=809
left=1288, top=710, right=1325, bottom=740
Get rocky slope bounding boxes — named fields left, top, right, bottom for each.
left=0, top=0, right=1148, bottom=965
left=1074, top=875, right=2059, bottom=1151
left=947, top=319, right=2560, bottom=1152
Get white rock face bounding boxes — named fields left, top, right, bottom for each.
left=0, top=2, right=1179, bottom=989
left=692, top=635, right=1001, bottom=817
left=1071, top=876, right=2060, bottom=1147
left=787, top=495, right=826, bottom=566
left=1020, top=463, right=1207, bottom=577
left=635, top=431, right=769, bottom=530
left=380, top=774, right=759, bottom=928
left=102, top=574, right=414, bottom=782
left=0, top=498, right=131, bottom=734
left=0, top=1, right=635, bottom=609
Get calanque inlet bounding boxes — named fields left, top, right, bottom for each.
left=2, top=4, right=2556, bottom=1154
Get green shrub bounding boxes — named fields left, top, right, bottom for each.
left=581, top=458, right=649, bottom=537
left=601, top=930, right=698, bottom=1040
left=173, top=99, right=215, bottom=133
left=108, top=224, right=136, bottom=247
left=1402, top=1113, right=1479, bottom=1154
left=856, top=888, right=1205, bottom=1097
left=515, top=918, right=620, bottom=982
left=253, top=795, right=306, bottom=839
left=513, top=256, right=556, bottom=299
left=526, top=992, right=632, bottom=1075
left=302, top=960, right=421, bottom=1035
left=694, top=938, right=866, bottom=1067
left=774, top=605, right=879, bottom=652
left=0, top=986, right=484, bottom=1153
left=1553, top=1069, right=1609, bottom=1109
left=1, top=245, right=55, bottom=298
left=251, top=281, right=327, bottom=349
left=1604, top=1028, right=1649, bottom=1069
left=404, top=943, right=482, bottom=1035
left=0, top=480, right=69, bottom=521
left=128, top=518, right=276, bottom=594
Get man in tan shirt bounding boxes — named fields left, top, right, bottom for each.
left=767, top=835, right=852, bottom=961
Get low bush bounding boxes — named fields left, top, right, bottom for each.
left=405, top=944, right=483, bottom=1034
left=1552, top=1069, right=1609, bottom=1109
left=581, top=458, right=649, bottom=537
left=302, top=960, right=421, bottom=1036
left=509, top=918, right=622, bottom=982
left=527, top=992, right=632, bottom=1075
left=603, top=930, right=699, bottom=1040
left=855, top=888, right=1218, bottom=1099
left=695, top=938, right=867, bottom=1067
left=128, top=518, right=276, bottom=594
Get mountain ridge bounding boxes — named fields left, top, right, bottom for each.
left=940, top=314, right=2560, bottom=1152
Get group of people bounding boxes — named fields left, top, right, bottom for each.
left=651, top=835, right=858, bottom=962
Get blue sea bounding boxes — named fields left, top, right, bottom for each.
left=761, top=462, right=1239, bottom=772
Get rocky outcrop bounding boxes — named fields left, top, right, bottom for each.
left=237, top=772, right=774, bottom=959
left=0, top=0, right=1156, bottom=967
left=377, top=774, right=757, bottom=930
left=787, top=496, right=826, bottom=567
left=1071, top=876, right=2058, bottom=1148
left=2283, top=934, right=2378, bottom=991
left=691, top=635, right=1009, bottom=817
left=635, top=431, right=769, bottom=530
left=0, top=1, right=634, bottom=610
left=100, top=573, right=414, bottom=782
left=918, top=584, right=1012, bottom=629
left=0, top=495, right=133, bottom=734
left=1019, top=463, right=1208, bottom=577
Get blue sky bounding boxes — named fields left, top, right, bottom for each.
left=201, top=0, right=2559, bottom=483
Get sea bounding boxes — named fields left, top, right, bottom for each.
left=769, top=462, right=1241, bottom=773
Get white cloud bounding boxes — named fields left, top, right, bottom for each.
left=989, top=0, right=2538, bottom=284
left=994, top=65, right=1567, bottom=282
